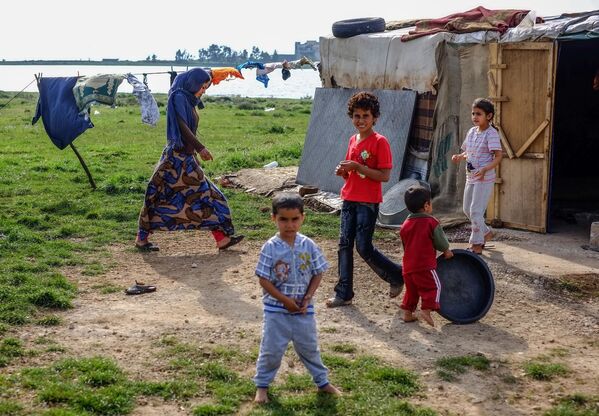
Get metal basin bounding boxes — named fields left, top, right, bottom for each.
left=436, top=249, right=495, bottom=324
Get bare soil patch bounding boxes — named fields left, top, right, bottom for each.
left=12, top=225, right=599, bottom=415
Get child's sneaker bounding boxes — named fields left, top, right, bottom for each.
left=326, top=297, right=352, bottom=308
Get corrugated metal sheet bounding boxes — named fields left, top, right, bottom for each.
left=297, top=87, right=417, bottom=194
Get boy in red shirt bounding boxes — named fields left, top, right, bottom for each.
left=326, top=92, right=404, bottom=308
left=399, top=185, right=453, bottom=326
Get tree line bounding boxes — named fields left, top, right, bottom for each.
left=145, top=44, right=281, bottom=63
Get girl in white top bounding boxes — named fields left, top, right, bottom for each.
left=451, top=98, right=503, bottom=254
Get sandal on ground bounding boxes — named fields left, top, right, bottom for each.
left=325, top=297, right=352, bottom=308
left=125, top=280, right=157, bottom=295
left=389, top=283, right=404, bottom=298
left=218, top=235, right=245, bottom=250
left=135, top=242, right=159, bottom=252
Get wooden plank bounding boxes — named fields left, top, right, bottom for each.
left=515, top=119, right=549, bottom=157
left=521, top=153, right=545, bottom=159
left=488, top=96, right=509, bottom=102
left=501, top=42, right=552, bottom=51
left=490, top=63, right=507, bottom=69
left=488, top=71, right=497, bottom=93
left=487, top=44, right=499, bottom=222
left=539, top=42, right=555, bottom=233
left=497, top=125, right=515, bottom=159
left=501, top=221, right=545, bottom=233
left=498, top=158, right=545, bottom=229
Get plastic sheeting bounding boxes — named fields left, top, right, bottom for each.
left=428, top=42, right=490, bottom=227
left=319, top=29, right=498, bottom=93
left=297, top=87, right=416, bottom=194
left=501, top=11, right=599, bottom=42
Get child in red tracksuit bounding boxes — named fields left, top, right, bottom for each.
left=399, top=185, right=453, bottom=327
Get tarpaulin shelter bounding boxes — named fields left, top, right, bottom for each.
left=310, top=7, right=599, bottom=232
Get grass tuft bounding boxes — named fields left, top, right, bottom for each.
left=524, top=361, right=569, bottom=381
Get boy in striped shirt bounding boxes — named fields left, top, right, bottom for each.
left=253, top=193, right=340, bottom=403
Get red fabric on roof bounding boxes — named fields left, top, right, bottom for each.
left=401, top=6, right=542, bottom=41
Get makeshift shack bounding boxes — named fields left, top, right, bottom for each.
left=302, top=8, right=599, bottom=232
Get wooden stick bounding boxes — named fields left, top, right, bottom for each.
left=515, top=119, right=549, bottom=158
left=69, top=143, right=96, bottom=190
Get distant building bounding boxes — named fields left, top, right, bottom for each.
left=102, top=58, right=119, bottom=62
left=294, top=41, right=320, bottom=60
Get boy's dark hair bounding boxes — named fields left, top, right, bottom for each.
left=272, top=192, right=304, bottom=215
left=472, top=98, right=495, bottom=119
left=404, top=185, right=431, bottom=213
left=347, top=91, right=380, bottom=118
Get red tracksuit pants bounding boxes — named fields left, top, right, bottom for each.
left=400, top=269, right=441, bottom=312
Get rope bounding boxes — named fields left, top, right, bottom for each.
left=0, top=78, right=36, bottom=112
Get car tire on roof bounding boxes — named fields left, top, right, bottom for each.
left=332, top=17, right=386, bottom=38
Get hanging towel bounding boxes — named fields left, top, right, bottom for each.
left=126, top=74, right=160, bottom=126
left=72, top=74, right=125, bottom=112
left=32, top=77, right=94, bottom=150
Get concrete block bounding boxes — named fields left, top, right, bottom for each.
left=591, top=222, right=599, bottom=250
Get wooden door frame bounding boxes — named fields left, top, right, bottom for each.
left=487, top=42, right=555, bottom=232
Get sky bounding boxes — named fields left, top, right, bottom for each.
left=2, top=0, right=598, bottom=61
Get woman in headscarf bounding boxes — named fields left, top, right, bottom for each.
left=135, top=68, right=244, bottom=251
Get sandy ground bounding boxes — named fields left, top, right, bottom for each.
left=12, top=219, right=599, bottom=416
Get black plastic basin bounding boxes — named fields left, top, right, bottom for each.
left=436, top=249, right=495, bottom=324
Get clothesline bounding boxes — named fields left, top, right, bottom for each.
left=0, top=78, right=37, bottom=112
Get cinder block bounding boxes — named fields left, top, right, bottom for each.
left=591, top=222, right=599, bottom=250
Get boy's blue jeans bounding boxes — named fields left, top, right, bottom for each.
left=334, top=201, right=403, bottom=301
left=254, top=312, right=329, bottom=388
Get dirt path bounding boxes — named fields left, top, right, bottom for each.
left=18, top=228, right=599, bottom=415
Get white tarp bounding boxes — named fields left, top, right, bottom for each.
left=319, top=28, right=498, bottom=93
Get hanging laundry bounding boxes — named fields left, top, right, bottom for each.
left=126, top=74, right=160, bottom=127
left=237, top=61, right=270, bottom=88
left=210, top=67, right=244, bottom=85
left=72, top=74, right=125, bottom=113
left=256, top=62, right=283, bottom=76
left=32, top=77, right=94, bottom=149
left=286, top=56, right=318, bottom=70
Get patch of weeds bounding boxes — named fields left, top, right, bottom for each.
left=329, top=343, right=357, bottom=354
left=91, top=283, right=122, bottom=295
left=321, top=327, right=337, bottom=333
left=544, top=394, right=599, bottom=416
left=193, top=403, right=235, bottom=416
left=435, top=354, right=490, bottom=381
left=36, top=315, right=62, bottom=326
left=523, top=360, right=569, bottom=381
left=133, top=379, right=199, bottom=400
left=0, top=338, right=25, bottom=366
left=281, top=374, right=313, bottom=392
left=0, top=400, right=23, bottom=415
left=81, top=262, right=106, bottom=276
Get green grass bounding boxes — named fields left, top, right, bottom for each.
left=523, top=360, right=569, bottom=381
left=435, top=354, right=490, bottom=381
left=1, top=92, right=406, bottom=414
left=4, top=337, right=435, bottom=415
left=545, top=394, right=599, bottom=416
left=0, top=93, right=351, bottom=328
